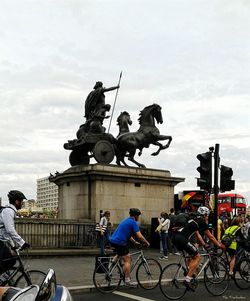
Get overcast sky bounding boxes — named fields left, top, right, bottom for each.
left=0, top=0, right=249, bottom=204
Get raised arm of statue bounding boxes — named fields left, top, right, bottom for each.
left=103, top=85, right=120, bottom=93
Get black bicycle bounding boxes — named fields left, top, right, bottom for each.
left=232, top=240, right=250, bottom=290
left=0, top=247, right=46, bottom=288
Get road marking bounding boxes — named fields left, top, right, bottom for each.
left=113, top=291, right=155, bottom=301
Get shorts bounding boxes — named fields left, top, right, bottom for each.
left=172, top=232, right=198, bottom=256
left=110, top=243, right=129, bottom=256
left=227, top=248, right=236, bottom=256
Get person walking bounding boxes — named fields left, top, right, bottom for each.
left=0, top=190, right=30, bottom=281
left=168, top=208, right=180, bottom=255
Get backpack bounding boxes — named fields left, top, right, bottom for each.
left=0, top=206, right=7, bottom=213
left=0, top=206, right=14, bottom=213
left=0, top=206, right=15, bottom=229
left=171, top=213, right=189, bottom=230
left=221, top=226, right=239, bottom=248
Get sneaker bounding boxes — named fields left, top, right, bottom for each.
left=169, top=253, right=173, bottom=255
left=124, top=280, right=137, bottom=287
left=174, top=252, right=181, bottom=255
left=159, top=256, right=168, bottom=260
left=183, top=280, right=196, bottom=292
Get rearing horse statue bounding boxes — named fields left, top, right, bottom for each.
left=115, top=104, right=172, bottom=168
left=116, top=111, right=132, bottom=137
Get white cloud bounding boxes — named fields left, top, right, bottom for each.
left=0, top=0, right=249, bottom=204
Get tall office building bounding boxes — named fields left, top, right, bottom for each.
left=37, top=176, right=58, bottom=210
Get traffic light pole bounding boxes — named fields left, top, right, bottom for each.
left=213, top=143, right=220, bottom=240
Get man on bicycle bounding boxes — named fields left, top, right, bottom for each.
left=109, top=208, right=150, bottom=286
left=172, top=206, right=225, bottom=291
left=0, top=190, right=30, bottom=275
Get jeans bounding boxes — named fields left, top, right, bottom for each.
left=98, top=231, right=110, bottom=256
left=160, top=232, right=169, bottom=256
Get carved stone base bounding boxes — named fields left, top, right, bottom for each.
left=50, top=164, right=184, bottom=225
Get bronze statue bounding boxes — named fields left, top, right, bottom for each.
left=115, top=104, right=172, bottom=168
left=83, top=81, right=119, bottom=134
left=116, top=111, right=132, bottom=137
left=64, top=79, right=172, bottom=168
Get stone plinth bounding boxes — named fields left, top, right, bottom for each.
left=50, top=164, right=184, bottom=225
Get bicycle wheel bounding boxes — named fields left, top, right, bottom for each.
left=234, top=258, right=250, bottom=290
left=204, top=260, right=229, bottom=295
left=159, top=263, right=187, bottom=300
left=93, top=263, right=122, bottom=293
left=14, top=270, right=46, bottom=288
left=136, top=258, right=162, bottom=290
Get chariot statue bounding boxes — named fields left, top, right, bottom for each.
left=64, top=74, right=172, bottom=168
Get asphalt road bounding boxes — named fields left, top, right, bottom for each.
left=71, top=282, right=249, bottom=301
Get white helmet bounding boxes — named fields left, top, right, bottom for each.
left=197, top=206, right=210, bottom=216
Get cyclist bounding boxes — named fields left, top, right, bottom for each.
left=109, top=208, right=150, bottom=286
left=172, top=206, right=225, bottom=291
left=223, top=217, right=245, bottom=276
left=0, top=190, right=30, bottom=276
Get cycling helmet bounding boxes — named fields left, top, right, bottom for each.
left=197, top=206, right=210, bottom=216
left=7, top=190, right=26, bottom=202
left=129, top=208, right=141, bottom=216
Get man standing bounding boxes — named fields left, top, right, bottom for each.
left=0, top=190, right=30, bottom=275
left=109, top=208, right=150, bottom=286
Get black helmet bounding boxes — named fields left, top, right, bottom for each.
left=129, top=208, right=141, bottom=216
left=8, top=190, right=26, bottom=202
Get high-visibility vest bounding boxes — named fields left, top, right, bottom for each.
left=224, top=225, right=240, bottom=250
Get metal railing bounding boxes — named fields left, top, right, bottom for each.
left=15, top=219, right=97, bottom=248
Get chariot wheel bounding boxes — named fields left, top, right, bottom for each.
left=93, top=140, right=115, bottom=164
left=69, top=149, right=90, bottom=166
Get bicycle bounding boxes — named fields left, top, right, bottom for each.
left=93, top=246, right=162, bottom=293
left=231, top=240, right=250, bottom=290
left=159, top=247, right=229, bottom=300
left=0, top=247, right=46, bottom=288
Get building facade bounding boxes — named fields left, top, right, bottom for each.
left=37, top=176, right=58, bottom=210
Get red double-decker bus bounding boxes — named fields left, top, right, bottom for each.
left=218, top=193, right=247, bottom=216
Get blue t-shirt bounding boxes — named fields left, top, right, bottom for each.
left=109, top=217, right=140, bottom=246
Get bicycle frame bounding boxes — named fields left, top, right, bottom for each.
left=174, top=250, right=221, bottom=282
left=126, top=249, right=146, bottom=274
left=104, top=249, right=147, bottom=276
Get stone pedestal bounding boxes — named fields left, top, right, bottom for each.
left=50, top=164, right=184, bottom=225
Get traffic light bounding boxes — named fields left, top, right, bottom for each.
left=196, top=151, right=212, bottom=191
left=220, top=165, right=235, bottom=192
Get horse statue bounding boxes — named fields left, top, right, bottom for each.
left=116, top=111, right=132, bottom=137
left=115, top=104, right=172, bottom=168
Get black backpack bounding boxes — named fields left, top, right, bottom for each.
left=171, top=213, right=189, bottom=230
